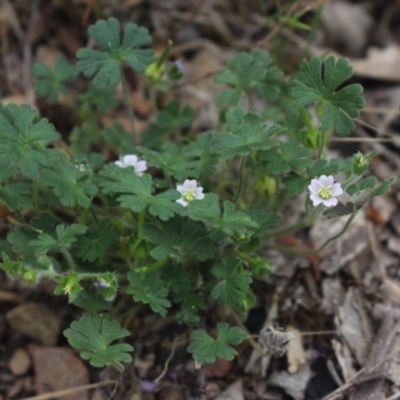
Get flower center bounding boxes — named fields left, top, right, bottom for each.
left=183, top=188, right=196, bottom=202
left=318, top=186, right=332, bottom=200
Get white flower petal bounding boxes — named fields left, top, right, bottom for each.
left=184, top=179, right=197, bottom=190
left=320, top=175, right=333, bottom=187
left=115, top=160, right=125, bottom=168
left=308, top=183, right=319, bottom=194
left=176, top=198, right=188, bottom=207
left=122, top=154, right=138, bottom=166
left=322, top=197, right=338, bottom=207
left=331, top=183, right=343, bottom=196
left=310, top=193, right=321, bottom=202
left=176, top=185, right=184, bottom=194
left=311, top=197, right=323, bottom=206
left=195, top=192, right=205, bottom=200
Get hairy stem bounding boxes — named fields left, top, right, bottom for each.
left=234, top=156, right=246, bottom=204
left=230, top=308, right=265, bottom=355
left=267, top=210, right=358, bottom=255
left=120, top=67, right=137, bottom=140
left=60, top=247, right=76, bottom=270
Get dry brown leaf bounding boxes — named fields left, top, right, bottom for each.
left=382, top=278, right=400, bottom=305
left=336, top=288, right=373, bottom=365
left=350, top=45, right=400, bottom=81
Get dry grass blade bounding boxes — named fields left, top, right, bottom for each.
left=20, top=380, right=119, bottom=400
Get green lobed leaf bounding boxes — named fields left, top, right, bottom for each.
left=187, top=322, right=248, bottom=364
left=78, top=83, right=118, bottom=112
left=42, top=156, right=97, bottom=208
left=161, top=263, right=193, bottom=294
left=369, top=177, right=395, bottom=199
left=290, top=56, right=365, bottom=136
left=0, top=168, right=32, bottom=211
left=260, top=141, right=313, bottom=175
left=157, top=100, right=194, bottom=133
left=99, top=163, right=182, bottom=220
left=212, top=121, right=284, bottom=159
left=210, top=255, right=252, bottom=310
left=247, top=205, right=281, bottom=236
left=214, top=50, right=281, bottom=107
left=143, top=217, right=214, bottom=262
left=126, top=271, right=171, bottom=317
left=137, top=143, right=199, bottom=180
left=358, top=176, right=378, bottom=191
left=76, top=17, right=154, bottom=89
left=0, top=104, right=61, bottom=179
left=64, top=313, right=133, bottom=369
left=183, top=132, right=219, bottom=177
left=33, top=56, right=77, bottom=101
left=75, top=221, right=118, bottom=262
left=30, top=224, right=87, bottom=256
left=101, top=122, right=136, bottom=154
left=187, top=193, right=258, bottom=235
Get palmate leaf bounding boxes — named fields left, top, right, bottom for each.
left=29, top=224, right=87, bottom=256
left=211, top=255, right=252, bottom=310
left=75, top=221, right=118, bottom=262
left=187, top=194, right=258, bottom=235
left=143, top=217, right=214, bottom=262
left=247, top=205, right=281, bottom=236
left=260, top=141, right=313, bottom=175
left=212, top=110, right=285, bottom=159
left=126, top=271, right=171, bottom=317
left=64, top=313, right=133, bottom=369
left=0, top=104, right=60, bottom=179
left=99, top=163, right=182, bottom=220
left=214, top=49, right=282, bottom=107
left=157, top=100, right=194, bottom=133
left=187, top=322, right=248, bottom=364
left=33, top=56, right=77, bottom=101
left=137, top=143, right=199, bottom=180
left=183, top=132, right=219, bottom=177
left=0, top=168, right=31, bottom=211
left=42, top=156, right=97, bottom=208
left=290, top=56, right=365, bottom=136
left=77, top=17, right=154, bottom=89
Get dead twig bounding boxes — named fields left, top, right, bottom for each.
left=154, top=335, right=182, bottom=384
left=322, top=341, right=400, bottom=400
left=20, top=380, right=119, bottom=400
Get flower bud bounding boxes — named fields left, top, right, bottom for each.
left=352, top=152, right=369, bottom=176
left=96, top=273, right=117, bottom=302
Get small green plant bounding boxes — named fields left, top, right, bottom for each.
left=0, top=17, right=394, bottom=371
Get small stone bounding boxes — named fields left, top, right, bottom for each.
left=9, top=348, right=31, bottom=376
left=30, top=345, right=89, bottom=400
left=6, top=302, right=62, bottom=345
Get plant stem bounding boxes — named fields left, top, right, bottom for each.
left=300, top=107, right=319, bottom=150
left=60, top=247, right=75, bottom=270
left=230, top=308, right=265, bottom=355
left=267, top=210, right=358, bottom=255
left=33, top=177, right=39, bottom=214
left=234, top=156, right=246, bottom=204
left=265, top=219, right=309, bottom=238
left=317, top=130, right=326, bottom=159
left=120, top=67, right=137, bottom=140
